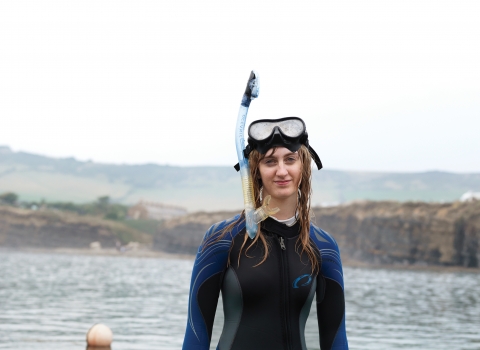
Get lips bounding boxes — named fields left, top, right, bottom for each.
left=274, top=180, right=291, bottom=186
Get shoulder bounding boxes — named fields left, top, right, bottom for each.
left=309, top=223, right=345, bottom=288
left=202, top=214, right=244, bottom=241
left=309, top=223, right=339, bottom=251
left=198, top=214, right=245, bottom=252
left=192, top=214, right=245, bottom=274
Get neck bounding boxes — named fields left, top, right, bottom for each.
left=263, top=193, right=297, bottom=220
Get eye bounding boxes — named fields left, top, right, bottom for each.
left=263, top=158, right=276, bottom=165
left=285, top=156, right=298, bottom=164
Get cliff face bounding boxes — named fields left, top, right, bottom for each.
left=153, top=201, right=480, bottom=267
left=153, top=211, right=237, bottom=254
left=3, top=201, right=479, bottom=268
left=0, top=207, right=152, bottom=249
left=313, top=201, right=480, bottom=267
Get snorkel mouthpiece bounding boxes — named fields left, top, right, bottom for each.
left=236, top=71, right=279, bottom=239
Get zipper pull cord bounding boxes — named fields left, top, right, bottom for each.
left=278, top=236, right=286, bottom=250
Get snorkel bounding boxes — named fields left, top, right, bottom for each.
left=235, top=71, right=279, bottom=239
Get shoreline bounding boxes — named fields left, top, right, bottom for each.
left=2, top=247, right=479, bottom=274
left=1, top=247, right=195, bottom=260
left=340, top=258, right=480, bottom=274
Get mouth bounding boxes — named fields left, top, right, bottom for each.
left=274, top=180, right=291, bottom=186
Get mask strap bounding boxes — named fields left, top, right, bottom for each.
left=234, top=145, right=252, bottom=172
left=234, top=144, right=322, bottom=171
left=308, top=145, right=323, bottom=170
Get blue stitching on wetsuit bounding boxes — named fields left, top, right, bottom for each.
left=314, top=230, right=329, bottom=243
left=333, top=269, right=343, bottom=279
left=195, top=240, right=232, bottom=265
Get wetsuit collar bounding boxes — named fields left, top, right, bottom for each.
left=260, top=217, right=301, bottom=239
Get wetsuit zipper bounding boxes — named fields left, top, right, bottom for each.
left=277, top=234, right=291, bottom=350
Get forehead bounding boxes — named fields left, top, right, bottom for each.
left=264, top=147, right=297, bottom=158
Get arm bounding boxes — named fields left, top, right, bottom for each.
left=311, top=226, right=349, bottom=350
left=182, top=216, right=241, bottom=350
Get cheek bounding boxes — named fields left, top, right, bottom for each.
left=292, top=165, right=303, bottom=185
left=258, top=166, right=273, bottom=183
left=258, top=169, right=267, bottom=183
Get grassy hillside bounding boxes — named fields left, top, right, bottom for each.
left=1, top=146, right=479, bottom=211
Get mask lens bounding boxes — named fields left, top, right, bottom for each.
left=276, top=119, right=304, bottom=137
left=249, top=119, right=304, bottom=140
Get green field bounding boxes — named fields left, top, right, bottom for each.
left=1, top=147, right=479, bottom=212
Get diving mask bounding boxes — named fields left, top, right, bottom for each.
left=234, top=117, right=323, bottom=171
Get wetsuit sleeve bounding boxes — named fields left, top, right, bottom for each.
left=311, top=226, right=349, bottom=350
left=182, top=217, right=240, bottom=350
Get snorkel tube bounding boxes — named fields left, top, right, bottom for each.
left=235, top=71, right=279, bottom=239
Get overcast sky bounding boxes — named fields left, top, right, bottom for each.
left=1, top=0, right=479, bottom=172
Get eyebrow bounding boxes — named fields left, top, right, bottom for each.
left=263, top=152, right=298, bottom=159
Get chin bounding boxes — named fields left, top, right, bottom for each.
left=270, top=189, right=297, bottom=201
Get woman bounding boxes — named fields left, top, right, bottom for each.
left=182, top=117, right=348, bottom=350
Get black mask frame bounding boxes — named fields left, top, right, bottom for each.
left=234, top=117, right=322, bottom=171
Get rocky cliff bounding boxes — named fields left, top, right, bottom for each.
left=153, top=201, right=480, bottom=267
left=0, top=206, right=152, bottom=249
left=2, top=201, right=479, bottom=268
left=312, top=201, right=480, bottom=267
left=153, top=211, right=236, bottom=254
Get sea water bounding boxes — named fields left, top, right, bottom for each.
left=0, top=251, right=479, bottom=350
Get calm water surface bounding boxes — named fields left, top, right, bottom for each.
left=0, top=251, right=479, bottom=350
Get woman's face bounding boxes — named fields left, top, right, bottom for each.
left=258, top=147, right=302, bottom=203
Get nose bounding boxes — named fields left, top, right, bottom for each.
left=276, top=161, right=288, bottom=177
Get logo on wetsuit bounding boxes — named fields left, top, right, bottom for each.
left=292, top=274, right=312, bottom=288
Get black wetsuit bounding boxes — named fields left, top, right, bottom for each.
left=182, top=215, right=348, bottom=350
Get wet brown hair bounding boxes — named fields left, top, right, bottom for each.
left=203, top=145, right=319, bottom=273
